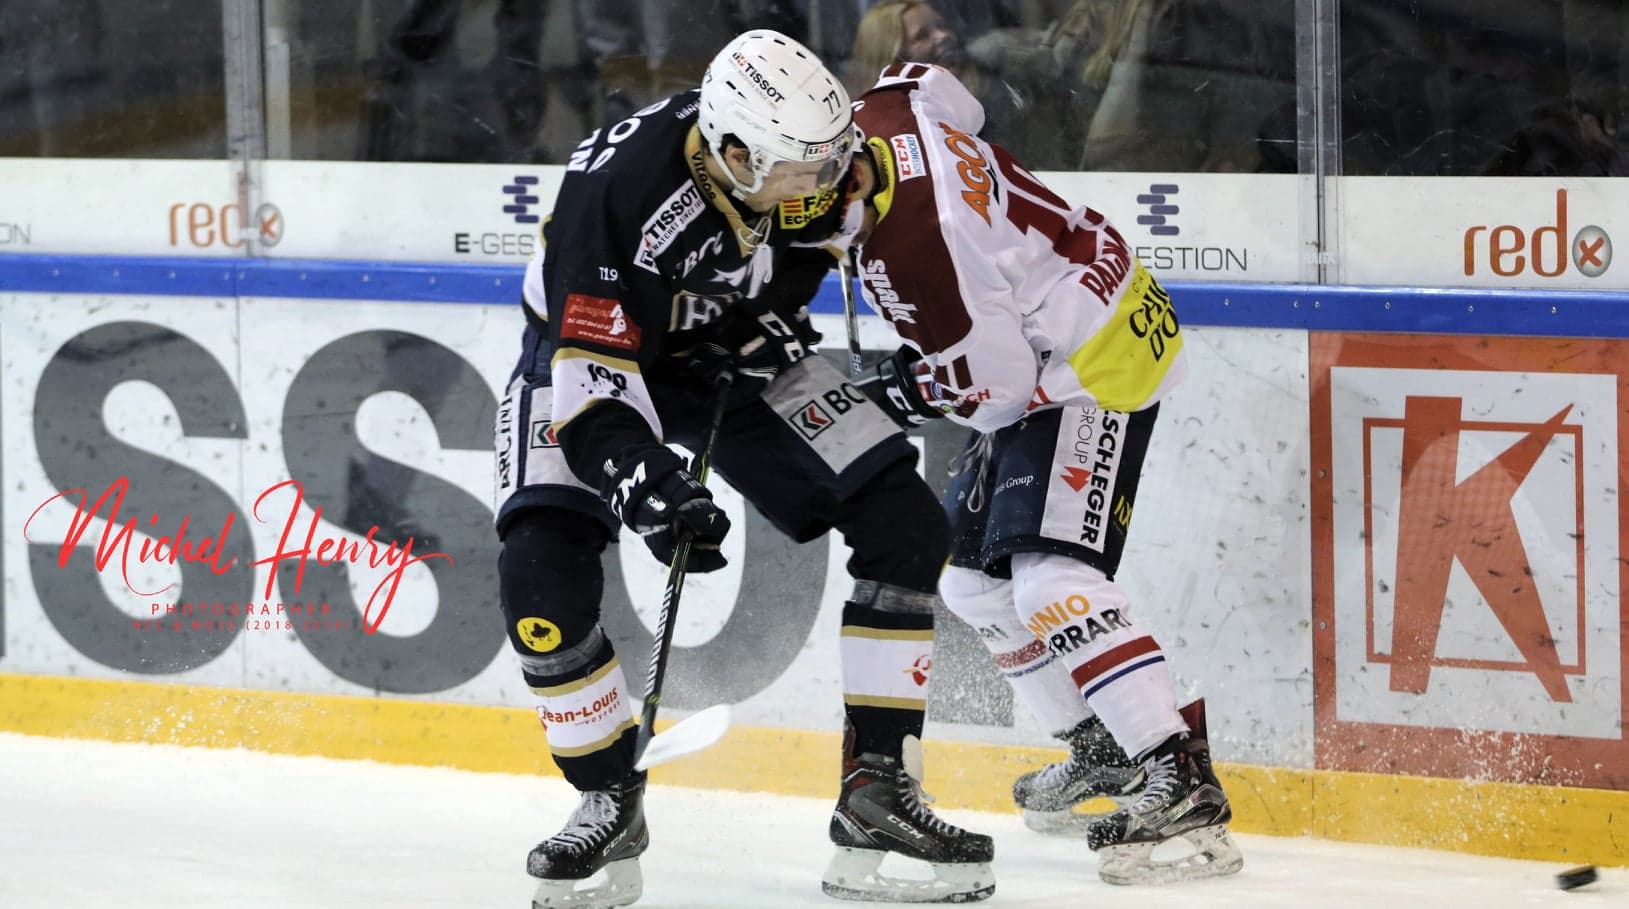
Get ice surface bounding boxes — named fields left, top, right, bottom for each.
left=0, top=733, right=1615, bottom=908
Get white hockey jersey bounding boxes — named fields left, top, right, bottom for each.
left=852, top=63, right=1187, bottom=433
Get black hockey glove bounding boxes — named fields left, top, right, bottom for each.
left=601, top=445, right=730, bottom=573
left=687, top=308, right=820, bottom=394
left=854, top=345, right=948, bottom=428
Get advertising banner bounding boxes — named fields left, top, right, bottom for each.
left=1312, top=333, right=1628, bottom=788
left=0, top=291, right=1310, bottom=765
left=1340, top=178, right=1623, bottom=290
left=1, top=160, right=1298, bottom=280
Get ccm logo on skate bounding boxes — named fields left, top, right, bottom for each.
left=885, top=815, right=927, bottom=840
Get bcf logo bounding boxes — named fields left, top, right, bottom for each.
left=1462, top=189, right=1611, bottom=278
left=1322, top=358, right=1620, bottom=742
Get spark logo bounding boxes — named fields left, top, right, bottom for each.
left=1313, top=337, right=1626, bottom=788
left=1136, top=183, right=1179, bottom=236
left=503, top=175, right=541, bottom=225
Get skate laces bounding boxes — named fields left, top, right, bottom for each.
left=948, top=433, right=996, bottom=513
left=1129, top=753, right=1181, bottom=815
left=895, top=768, right=959, bottom=837
left=1031, top=752, right=1082, bottom=792
left=552, top=790, right=620, bottom=854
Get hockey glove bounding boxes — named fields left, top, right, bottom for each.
left=687, top=308, right=819, bottom=394
left=601, top=445, right=730, bottom=573
left=854, top=345, right=948, bottom=428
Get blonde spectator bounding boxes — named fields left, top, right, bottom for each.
left=848, top=0, right=1088, bottom=168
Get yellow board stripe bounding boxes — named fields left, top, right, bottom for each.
left=1, top=672, right=1623, bottom=868
left=839, top=626, right=933, bottom=642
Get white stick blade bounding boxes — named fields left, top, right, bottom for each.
left=633, top=704, right=732, bottom=771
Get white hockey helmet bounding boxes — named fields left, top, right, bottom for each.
left=699, top=29, right=857, bottom=198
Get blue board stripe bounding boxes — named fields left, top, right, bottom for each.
left=3, top=253, right=1627, bottom=338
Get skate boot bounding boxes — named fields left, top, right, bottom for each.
left=1012, top=716, right=1143, bottom=836
left=1086, top=734, right=1243, bottom=885
left=823, top=752, right=996, bottom=903
left=528, top=772, right=649, bottom=908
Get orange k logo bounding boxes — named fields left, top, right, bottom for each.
left=1390, top=397, right=1578, bottom=701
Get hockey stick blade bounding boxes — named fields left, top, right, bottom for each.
left=633, top=703, right=732, bottom=771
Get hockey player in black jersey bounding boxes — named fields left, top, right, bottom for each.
left=492, top=31, right=993, bottom=908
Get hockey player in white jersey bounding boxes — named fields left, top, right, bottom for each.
left=842, top=61, right=1243, bottom=885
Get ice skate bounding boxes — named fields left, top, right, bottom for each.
left=528, top=772, right=648, bottom=908
left=1086, top=734, right=1243, bottom=885
left=1012, top=716, right=1143, bottom=836
left=822, top=752, right=995, bottom=903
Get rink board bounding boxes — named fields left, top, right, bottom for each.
left=5, top=159, right=1628, bottom=292
left=0, top=267, right=1626, bottom=867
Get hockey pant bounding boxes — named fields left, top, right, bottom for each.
left=939, top=553, right=1186, bottom=760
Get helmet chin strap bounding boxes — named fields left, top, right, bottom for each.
left=709, top=143, right=768, bottom=200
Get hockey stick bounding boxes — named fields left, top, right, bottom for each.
left=839, top=253, right=863, bottom=378
left=632, top=378, right=733, bottom=771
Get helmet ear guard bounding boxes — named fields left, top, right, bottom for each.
left=699, top=30, right=855, bottom=199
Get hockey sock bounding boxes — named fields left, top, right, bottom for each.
left=1010, top=552, right=1187, bottom=759
left=499, top=509, right=634, bottom=789
left=524, top=626, right=638, bottom=791
left=939, top=564, right=1091, bottom=736
left=840, top=580, right=935, bottom=759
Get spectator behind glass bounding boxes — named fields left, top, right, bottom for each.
left=0, top=0, right=226, bottom=158
left=573, top=0, right=805, bottom=125
left=0, top=1, right=105, bottom=156
left=1333, top=0, right=1628, bottom=176
left=1072, top=0, right=1293, bottom=173
left=974, top=0, right=1294, bottom=174
left=359, top=0, right=551, bottom=163
left=848, top=0, right=1064, bottom=163
left=960, top=0, right=1152, bottom=170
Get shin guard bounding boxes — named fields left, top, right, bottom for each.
left=840, top=580, right=934, bottom=759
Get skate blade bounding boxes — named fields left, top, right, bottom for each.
left=821, top=846, right=995, bottom=903
left=1022, top=795, right=1132, bottom=837
left=531, top=857, right=643, bottom=909
left=1097, top=824, right=1244, bottom=886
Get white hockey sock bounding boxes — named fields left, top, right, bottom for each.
left=1010, top=553, right=1186, bottom=759
left=939, top=565, right=1090, bottom=736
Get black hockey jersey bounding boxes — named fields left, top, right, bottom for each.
left=513, top=90, right=847, bottom=487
